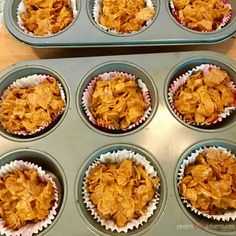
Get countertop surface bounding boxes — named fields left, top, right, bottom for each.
left=0, top=24, right=235, bottom=71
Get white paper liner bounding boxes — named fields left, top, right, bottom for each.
left=168, top=64, right=236, bottom=126
left=177, top=146, right=236, bottom=221
left=17, top=0, right=78, bottom=36
left=0, top=74, right=66, bottom=136
left=169, top=0, right=232, bottom=32
left=0, top=160, right=58, bottom=236
left=82, top=71, right=152, bottom=131
left=93, top=0, right=155, bottom=34
left=0, top=0, right=5, bottom=32
left=82, top=149, right=160, bottom=233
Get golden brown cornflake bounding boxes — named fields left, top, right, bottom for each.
left=89, top=75, right=148, bottom=129
left=0, top=168, right=55, bottom=230
left=180, top=147, right=236, bottom=215
left=173, top=67, right=234, bottom=124
left=87, top=159, right=159, bottom=227
left=20, top=0, right=74, bottom=36
left=99, top=0, right=155, bottom=33
left=172, top=0, right=231, bottom=31
left=0, top=77, right=65, bottom=134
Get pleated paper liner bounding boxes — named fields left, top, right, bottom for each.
left=168, top=64, right=236, bottom=127
left=0, top=74, right=66, bottom=136
left=0, top=160, right=58, bottom=236
left=92, top=0, right=155, bottom=34
left=169, top=0, right=232, bottom=32
left=177, top=146, right=236, bottom=221
left=82, top=149, right=160, bottom=233
left=17, top=0, right=78, bottom=36
left=82, top=71, right=152, bottom=132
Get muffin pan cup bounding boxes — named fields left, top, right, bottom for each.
left=169, top=0, right=232, bottom=32
left=3, top=0, right=236, bottom=47
left=0, top=51, right=235, bottom=236
left=92, top=0, right=155, bottom=34
left=78, top=146, right=165, bottom=234
left=0, top=66, right=69, bottom=141
left=167, top=64, right=236, bottom=127
left=0, top=159, right=59, bottom=236
left=0, top=148, right=66, bottom=236
left=16, top=0, right=78, bottom=36
left=177, top=146, right=236, bottom=221
left=81, top=71, right=152, bottom=132
left=0, top=74, right=66, bottom=136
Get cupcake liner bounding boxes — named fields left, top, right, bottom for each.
left=177, top=146, right=236, bottom=221
left=17, top=0, right=78, bottom=35
left=0, top=74, right=66, bottom=136
left=82, top=71, right=152, bottom=131
left=82, top=149, right=160, bottom=233
left=169, top=0, right=232, bottom=32
left=168, top=64, right=236, bottom=126
left=0, top=160, right=58, bottom=236
left=93, top=0, right=155, bottom=34
left=0, top=0, right=4, bottom=32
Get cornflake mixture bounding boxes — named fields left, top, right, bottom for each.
left=0, top=168, right=55, bottom=230
left=98, top=0, right=155, bottom=33
left=87, top=159, right=159, bottom=227
left=0, top=77, right=65, bottom=134
left=20, top=0, right=74, bottom=36
left=89, top=75, right=149, bottom=129
left=180, top=148, right=236, bottom=215
left=173, top=67, right=235, bottom=124
left=172, top=0, right=231, bottom=31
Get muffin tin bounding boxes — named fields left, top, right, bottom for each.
left=4, top=0, right=236, bottom=47
left=0, top=50, right=235, bottom=236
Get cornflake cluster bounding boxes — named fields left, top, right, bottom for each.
left=20, top=0, right=74, bottom=36
left=180, top=148, right=236, bottom=215
left=87, top=159, right=159, bottom=227
left=0, top=168, right=55, bottom=230
left=99, top=0, right=155, bottom=33
left=0, top=77, right=65, bottom=134
left=172, top=0, right=231, bottom=31
left=89, top=75, right=148, bottom=129
left=173, top=67, right=234, bottom=124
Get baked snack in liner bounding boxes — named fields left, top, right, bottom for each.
left=0, top=160, right=58, bottom=236
left=178, top=146, right=236, bottom=221
left=82, top=71, right=152, bottom=131
left=93, top=0, right=155, bottom=34
left=17, top=0, right=77, bottom=36
left=169, top=0, right=232, bottom=32
left=168, top=64, right=236, bottom=126
left=0, top=74, right=66, bottom=136
left=83, top=149, right=160, bottom=232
